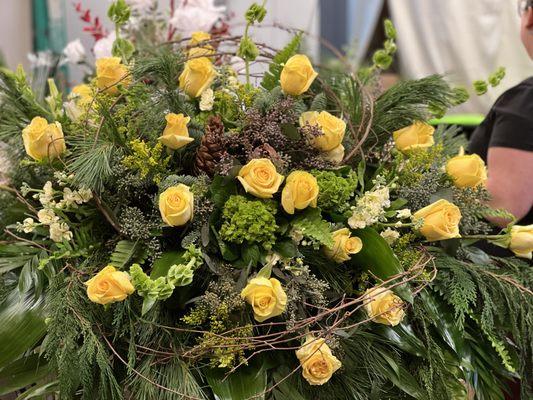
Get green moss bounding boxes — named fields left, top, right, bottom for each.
left=219, top=195, right=278, bottom=250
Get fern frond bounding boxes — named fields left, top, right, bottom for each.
left=110, top=240, right=146, bottom=269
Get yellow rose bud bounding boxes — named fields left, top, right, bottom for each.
left=280, top=54, right=318, bottom=96
left=322, top=144, right=345, bottom=164
left=299, top=111, right=346, bottom=152
left=281, top=171, right=319, bottom=214
left=158, top=113, right=194, bottom=150
left=179, top=57, right=217, bottom=98
left=445, top=147, right=487, bottom=188
left=241, top=277, right=287, bottom=322
left=190, top=31, right=211, bottom=45
left=295, top=335, right=342, bottom=385
left=22, top=117, right=66, bottom=161
left=363, top=287, right=405, bottom=326
left=70, top=84, right=94, bottom=107
left=95, top=57, right=130, bottom=95
left=323, top=228, right=363, bottom=263
left=85, top=265, right=134, bottom=305
left=188, top=31, right=215, bottom=58
left=413, top=199, right=462, bottom=241
left=509, top=225, right=533, bottom=259
left=159, top=184, right=194, bottom=226
left=237, top=159, right=284, bottom=199
left=393, top=121, right=435, bottom=153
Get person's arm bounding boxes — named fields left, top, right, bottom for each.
left=485, top=147, right=533, bottom=227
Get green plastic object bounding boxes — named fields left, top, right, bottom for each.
left=429, top=114, right=485, bottom=127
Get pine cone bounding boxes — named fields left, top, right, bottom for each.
left=194, top=116, right=225, bottom=176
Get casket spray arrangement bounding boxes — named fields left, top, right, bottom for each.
left=0, top=1, right=532, bottom=399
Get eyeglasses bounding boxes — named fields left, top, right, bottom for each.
left=518, top=0, right=533, bottom=16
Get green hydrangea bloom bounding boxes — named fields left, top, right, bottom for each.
left=219, top=195, right=278, bottom=250
left=312, top=170, right=358, bottom=213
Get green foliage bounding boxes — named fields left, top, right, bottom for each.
left=312, top=169, right=358, bottom=212
left=44, top=275, right=122, bottom=399
left=261, top=33, right=303, bottom=90
left=219, top=195, right=278, bottom=250
left=121, top=139, right=170, bottom=183
left=290, top=208, right=334, bottom=248
left=245, top=3, right=267, bottom=24
left=205, top=358, right=267, bottom=400
left=110, top=240, right=146, bottom=269
left=371, top=75, right=455, bottom=149
left=108, top=0, right=131, bottom=26
left=68, top=140, right=120, bottom=193
left=473, top=80, right=488, bottom=95
left=132, top=46, right=184, bottom=90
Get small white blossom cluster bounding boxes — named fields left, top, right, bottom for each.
left=380, top=228, right=400, bottom=245
left=199, top=88, right=214, bottom=111
left=348, top=186, right=391, bottom=230
left=126, top=0, right=156, bottom=14
left=16, top=180, right=93, bottom=243
left=62, top=39, right=86, bottom=65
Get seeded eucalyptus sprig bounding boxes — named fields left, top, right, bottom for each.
left=237, top=1, right=268, bottom=84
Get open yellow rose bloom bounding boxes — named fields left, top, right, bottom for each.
left=85, top=265, right=134, bottom=305
left=241, top=277, right=287, bottom=322
left=295, top=335, right=342, bottom=385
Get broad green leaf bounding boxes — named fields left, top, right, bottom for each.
left=0, top=290, right=46, bottom=369
left=373, top=323, right=426, bottom=358
left=349, top=228, right=413, bottom=302
left=205, top=358, right=267, bottom=400
left=151, top=251, right=184, bottom=279
left=242, top=244, right=261, bottom=267
left=0, top=354, right=51, bottom=395
left=16, top=381, right=59, bottom=400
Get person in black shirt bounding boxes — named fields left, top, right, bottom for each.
left=469, top=0, right=533, bottom=229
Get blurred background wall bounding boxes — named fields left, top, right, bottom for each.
left=0, top=0, right=532, bottom=113
left=0, top=0, right=32, bottom=71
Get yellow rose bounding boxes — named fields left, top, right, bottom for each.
left=159, top=184, right=194, bottom=226
left=22, top=117, right=66, bottom=161
left=237, top=159, right=284, bottom=199
left=241, top=277, right=287, bottom=322
left=393, top=121, right=435, bottom=153
left=95, top=57, right=130, bottom=95
left=322, top=144, right=345, bottom=164
left=445, top=148, right=487, bottom=188
left=158, top=113, right=194, bottom=150
left=509, top=225, right=533, bottom=259
left=299, top=111, right=346, bottom=152
left=85, top=265, right=134, bottom=305
left=179, top=57, right=217, bottom=98
left=413, top=199, right=462, bottom=241
left=280, top=54, right=318, bottom=96
left=281, top=171, right=319, bottom=214
left=295, top=335, right=342, bottom=385
left=363, top=287, right=405, bottom=326
left=323, top=228, right=363, bottom=263
left=70, top=84, right=94, bottom=107
left=188, top=31, right=215, bottom=58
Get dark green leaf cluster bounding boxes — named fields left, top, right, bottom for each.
left=219, top=195, right=278, bottom=250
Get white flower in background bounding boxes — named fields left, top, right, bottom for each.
left=380, top=228, right=400, bottom=245
left=17, top=218, right=37, bottom=234
left=63, top=39, right=86, bottom=64
left=64, top=100, right=82, bottom=122
left=199, top=88, right=214, bottom=111
left=49, top=222, right=73, bottom=242
left=27, top=51, right=53, bottom=68
left=230, top=56, right=246, bottom=74
left=348, top=186, right=390, bottom=229
left=396, top=209, right=412, bottom=220
left=38, top=209, right=59, bottom=225
left=170, top=0, right=226, bottom=37
left=93, top=32, right=116, bottom=59
left=126, top=0, right=155, bottom=13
